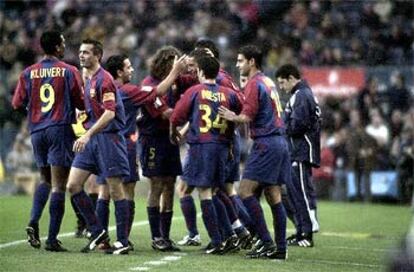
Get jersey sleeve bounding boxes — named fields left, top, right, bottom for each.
left=129, top=85, right=158, bottom=106
left=230, top=91, right=243, bottom=115
left=144, top=96, right=169, bottom=118
left=12, top=71, right=28, bottom=110
left=140, top=79, right=170, bottom=118
left=101, top=78, right=117, bottom=111
left=170, top=87, right=195, bottom=126
left=240, top=80, right=259, bottom=119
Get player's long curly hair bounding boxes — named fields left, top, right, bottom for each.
left=150, top=46, right=182, bottom=80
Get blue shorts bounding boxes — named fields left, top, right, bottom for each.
left=125, top=139, right=139, bottom=183
left=182, top=143, right=228, bottom=188
left=243, top=135, right=291, bottom=186
left=225, top=132, right=241, bottom=183
left=139, top=135, right=182, bottom=177
left=31, top=125, right=75, bottom=168
left=72, top=132, right=130, bottom=179
left=96, top=139, right=139, bottom=184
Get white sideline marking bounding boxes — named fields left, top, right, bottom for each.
left=129, top=267, right=150, bottom=271
left=144, top=260, right=167, bottom=265
left=131, top=255, right=183, bottom=272
left=296, top=258, right=383, bottom=268
left=324, top=245, right=393, bottom=253
left=161, top=256, right=182, bottom=261
left=172, top=252, right=187, bottom=256
left=320, top=231, right=371, bottom=239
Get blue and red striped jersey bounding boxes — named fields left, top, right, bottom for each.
left=241, top=72, right=285, bottom=138
left=176, top=68, right=243, bottom=100
left=12, top=57, right=84, bottom=133
left=171, top=83, right=242, bottom=144
left=118, top=82, right=158, bottom=140
left=83, top=67, right=125, bottom=133
left=136, top=76, right=169, bottom=136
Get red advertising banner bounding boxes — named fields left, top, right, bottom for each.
left=302, top=67, right=366, bottom=98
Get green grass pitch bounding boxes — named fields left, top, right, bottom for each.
left=0, top=196, right=411, bottom=272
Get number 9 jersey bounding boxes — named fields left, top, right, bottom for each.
left=171, top=83, right=242, bottom=144
left=12, top=57, right=84, bottom=133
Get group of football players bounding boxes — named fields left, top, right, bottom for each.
left=14, top=30, right=321, bottom=259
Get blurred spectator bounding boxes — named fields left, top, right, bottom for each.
left=357, top=77, right=381, bottom=125
left=391, top=126, right=414, bottom=203
left=390, top=110, right=404, bottom=139
left=331, top=128, right=348, bottom=201
left=366, top=108, right=391, bottom=170
left=6, top=139, right=34, bottom=175
left=5, top=121, right=37, bottom=195
left=387, top=72, right=413, bottom=115
left=313, top=131, right=335, bottom=199
left=346, top=109, right=377, bottom=201
left=366, top=108, right=390, bottom=147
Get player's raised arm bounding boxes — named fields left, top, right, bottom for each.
left=156, top=54, right=187, bottom=96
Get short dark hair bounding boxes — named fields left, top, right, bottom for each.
left=275, top=64, right=301, bottom=80
left=195, top=39, right=220, bottom=60
left=189, top=48, right=209, bottom=59
left=196, top=56, right=220, bottom=80
left=81, top=38, right=103, bottom=60
left=150, top=46, right=181, bottom=80
left=40, top=30, right=63, bottom=55
left=238, top=45, right=262, bottom=69
left=105, top=54, right=128, bottom=79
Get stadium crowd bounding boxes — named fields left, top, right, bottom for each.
left=1, top=0, right=413, bottom=203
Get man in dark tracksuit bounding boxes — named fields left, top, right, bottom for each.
left=275, top=64, right=321, bottom=247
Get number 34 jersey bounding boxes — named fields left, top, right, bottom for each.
left=12, top=57, right=84, bottom=133
left=171, top=83, right=242, bottom=144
